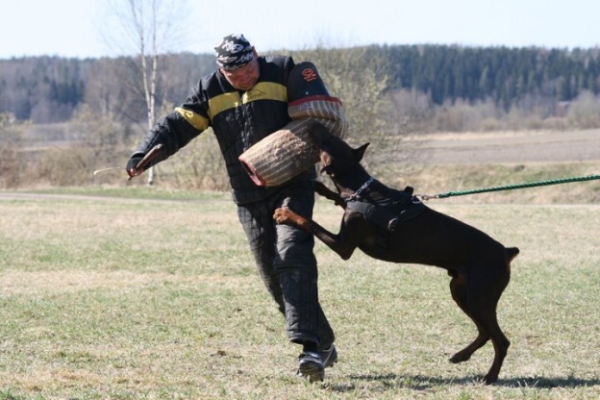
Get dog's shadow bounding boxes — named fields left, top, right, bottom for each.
left=329, top=373, right=600, bottom=392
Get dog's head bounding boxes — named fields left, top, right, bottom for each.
left=308, top=122, right=369, bottom=178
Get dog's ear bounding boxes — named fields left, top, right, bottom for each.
left=354, top=143, right=370, bottom=162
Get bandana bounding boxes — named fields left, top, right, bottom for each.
left=214, top=34, right=255, bottom=71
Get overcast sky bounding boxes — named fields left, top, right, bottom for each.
left=1, top=0, right=599, bottom=59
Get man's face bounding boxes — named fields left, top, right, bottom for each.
left=220, top=53, right=260, bottom=91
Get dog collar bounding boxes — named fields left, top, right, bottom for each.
left=345, top=176, right=375, bottom=202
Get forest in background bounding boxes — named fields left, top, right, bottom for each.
left=1, top=44, right=600, bottom=189
left=2, top=44, right=600, bottom=127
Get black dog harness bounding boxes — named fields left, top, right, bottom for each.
left=345, top=186, right=424, bottom=231
left=344, top=177, right=425, bottom=252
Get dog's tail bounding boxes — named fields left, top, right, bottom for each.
left=505, top=247, right=520, bottom=263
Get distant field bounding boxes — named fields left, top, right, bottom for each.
left=369, top=129, right=600, bottom=204
left=1, top=192, right=599, bottom=399
left=407, top=129, right=600, bottom=165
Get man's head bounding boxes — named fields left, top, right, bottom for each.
left=214, top=33, right=260, bottom=91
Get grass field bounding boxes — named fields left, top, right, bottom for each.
left=1, top=187, right=599, bottom=399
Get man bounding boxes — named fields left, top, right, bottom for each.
left=126, top=34, right=341, bottom=382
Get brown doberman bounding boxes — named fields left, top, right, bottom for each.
left=273, top=122, right=520, bottom=385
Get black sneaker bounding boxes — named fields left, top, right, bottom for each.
left=297, top=351, right=324, bottom=382
left=320, top=344, right=338, bottom=369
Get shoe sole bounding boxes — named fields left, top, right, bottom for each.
left=298, top=361, right=325, bottom=383
left=298, top=368, right=324, bottom=383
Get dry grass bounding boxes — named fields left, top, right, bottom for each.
left=1, top=190, right=599, bottom=399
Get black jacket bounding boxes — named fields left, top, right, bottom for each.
left=133, top=55, right=314, bottom=204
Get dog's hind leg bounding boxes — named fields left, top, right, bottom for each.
left=468, top=302, right=510, bottom=384
left=448, top=272, right=490, bottom=364
left=463, top=265, right=511, bottom=385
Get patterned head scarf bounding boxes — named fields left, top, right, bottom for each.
left=214, top=34, right=255, bottom=71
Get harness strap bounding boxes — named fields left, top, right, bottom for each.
left=346, top=176, right=375, bottom=202
left=345, top=187, right=424, bottom=232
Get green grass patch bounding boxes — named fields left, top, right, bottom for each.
left=18, top=185, right=230, bottom=202
left=10, top=160, right=600, bottom=205
left=379, top=161, right=600, bottom=204
left=1, top=193, right=599, bottom=399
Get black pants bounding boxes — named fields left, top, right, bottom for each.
left=237, top=181, right=335, bottom=350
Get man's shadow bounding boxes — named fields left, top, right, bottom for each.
left=329, top=373, right=600, bottom=392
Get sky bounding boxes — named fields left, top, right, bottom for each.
left=0, top=0, right=599, bottom=60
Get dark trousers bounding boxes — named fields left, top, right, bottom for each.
left=236, top=181, right=335, bottom=350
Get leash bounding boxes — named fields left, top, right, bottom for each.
left=416, top=174, right=600, bottom=200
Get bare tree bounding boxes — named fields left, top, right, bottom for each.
left=293, top=47, right=395, bottom=169
left=100, top=0, right=190, bottom=184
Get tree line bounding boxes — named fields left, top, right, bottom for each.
left=0, top=53, right=216, bottom=124
left=379, top=45, right=600, bottom=108
left=1, top=44, right=599, bottom=125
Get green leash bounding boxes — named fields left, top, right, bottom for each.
left=418, top=174, right=600, bottom=200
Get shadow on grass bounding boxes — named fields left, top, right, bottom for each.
left=497, top=376, right=600, bottom=389
left=329, top=373, right=600, bottom=392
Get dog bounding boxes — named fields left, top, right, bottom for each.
left=273, top=122, right=520, bottom=384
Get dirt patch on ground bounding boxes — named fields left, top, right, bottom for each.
left=407, top=129, right=600, bottom=164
